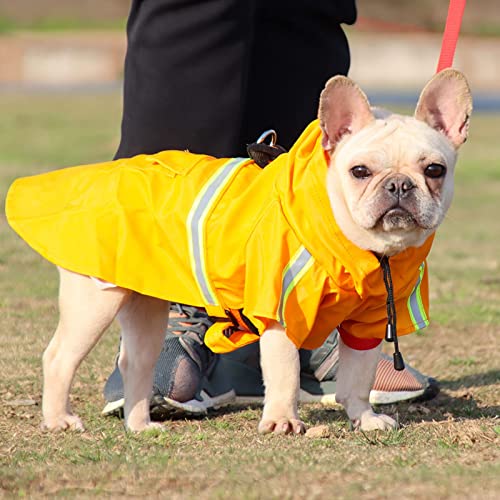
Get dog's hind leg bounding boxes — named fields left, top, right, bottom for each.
left=42, top=268, right=132, bottom=431
left=336, top=337, right=397, bottom=431
left=117, top=294, right=170, bottom=432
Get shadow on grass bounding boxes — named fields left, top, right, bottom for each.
left=301, top=391, right=499, bottom=427
left=104, top=370, right=499, bottom=427
left=439, top=369, right=500, bottom=390
left=376, top=392, right=500, bottom=424
left=101, top=394, right=498, bottom=435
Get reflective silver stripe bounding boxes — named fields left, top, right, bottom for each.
left=278, top=246, right=314, bottom=327
left=187, top=158, right=247, bottom=305
left=407, top=262, right=428, bottom=330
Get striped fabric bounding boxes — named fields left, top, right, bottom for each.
left=372, top=356, right=423, bottom=391
left=278, top=246, right=314, bottom=327
left=407, top=262, right=429, bottom=331
left=186, top=158, right=248, bottom=305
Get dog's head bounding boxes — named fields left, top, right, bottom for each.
left=319, top=69, right=472, bottom=256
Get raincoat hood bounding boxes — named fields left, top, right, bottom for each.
left=270, top=120, right=434, bottom=299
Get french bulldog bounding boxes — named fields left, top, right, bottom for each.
left=260, top=69, right=472, bottom=434
left=6, top=68, right=472, bottom=434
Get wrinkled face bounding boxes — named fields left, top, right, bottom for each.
left=327, top=114, right=457, bottom=255
left=318, top=69, right=472, bottom=256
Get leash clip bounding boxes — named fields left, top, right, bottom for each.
left=256, top=129, right=278, bottom=147
left=247, top=129, right=287, bottom=168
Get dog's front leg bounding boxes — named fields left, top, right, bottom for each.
left=258, top=322, right=305, bottom=435
left=336, top=336, right=397, bottom=431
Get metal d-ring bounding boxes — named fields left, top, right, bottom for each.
left=256, top=129, right=277, bottom=147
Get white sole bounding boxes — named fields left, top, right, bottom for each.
left=234, top=388, right=426, bottom=407
left=156, top=389, right=236, bottom=415
left=297, top=388, right=425, bottom=405
left=233, top=391, right=335, bottom=406
left=102, top=398, right=125, bottom=415
left=369, top=388, right=425, bottom=405
left=102, top=389, right=236, bottom=416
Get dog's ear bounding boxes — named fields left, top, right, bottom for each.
left=415, top=69, right=472, bottom=148
left=318, top=76, right=374, bottom=151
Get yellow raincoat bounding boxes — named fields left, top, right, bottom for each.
left=6, top=121, right=432, bottom=353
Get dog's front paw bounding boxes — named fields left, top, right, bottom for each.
left=353, top=410, right=397, bottom=431
left=258, top=417, right=306, bottom=435
left=42, top=413, right=84, bottom=432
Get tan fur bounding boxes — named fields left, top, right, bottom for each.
left=41, top=70, right=472, bottom=434
left=258, top=69, right=471, bottom=434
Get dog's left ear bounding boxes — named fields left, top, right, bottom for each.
left=415, top=69, right=473, bottom=148
left=318, top=75, right=375, bottom=152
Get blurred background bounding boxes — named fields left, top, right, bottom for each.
left=0, top=0, right=499, bottom=172
left=0, top=0, right=499, bottom=97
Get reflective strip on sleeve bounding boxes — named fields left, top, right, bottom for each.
left=407, top=262, right=429, bottom=330
left=187, top=158, right=248, bottom=305
left=278, top=246, right=314, bottom=327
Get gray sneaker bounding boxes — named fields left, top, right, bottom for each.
left=102, top=304, right=235, bottom=417
left=103, top=307, right=439, bottom=417
left=209, top=332, right=438, bottom=406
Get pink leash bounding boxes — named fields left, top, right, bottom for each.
left=436, top=0, right=467, bottom=72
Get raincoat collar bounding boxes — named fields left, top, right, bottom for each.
left=274, top=120, right=434, bottom=296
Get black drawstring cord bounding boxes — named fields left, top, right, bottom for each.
left=379, top=256, right=405, bottom=371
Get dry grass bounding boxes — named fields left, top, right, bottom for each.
left=0, top=93, right=499, bottom=498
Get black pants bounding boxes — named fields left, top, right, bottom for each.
left=115, top=0, right=356, bottom=159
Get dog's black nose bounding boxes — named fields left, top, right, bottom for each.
left=384, top=175, right=416, bottom=198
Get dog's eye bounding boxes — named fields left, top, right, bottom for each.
left=424, top=163, right=447, bottom=179
left=350, top=166, right=372, bottom=179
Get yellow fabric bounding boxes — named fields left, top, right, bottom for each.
left=204, top=322, right=262, bottom=354
left=6, top=121, right=433, bottom=352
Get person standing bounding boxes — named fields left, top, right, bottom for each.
left=103, top=0, right=439, bottom=417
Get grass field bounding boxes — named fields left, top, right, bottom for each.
left=0, top=92, right=499, bottom=498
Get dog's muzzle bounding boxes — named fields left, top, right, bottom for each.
left=380, top=207, right=417, bottom=230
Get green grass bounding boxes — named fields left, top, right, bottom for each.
left=0, top=93, right=499, bottom=498
left=0, top=16, right=126, bottom=34
left=0, top=92, right=122, bottom=169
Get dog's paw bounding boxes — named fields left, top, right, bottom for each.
left=137, top=422, right=165, bottom=433
left=258, top=417, right=306, bottom=435
left=354, top=410, right=397, bottom=431
left=41, top=414, right=84, bottom=432
left=127, top=421, right=165, bottom=433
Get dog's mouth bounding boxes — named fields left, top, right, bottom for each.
left=378, top=207, right=418, bottom=231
